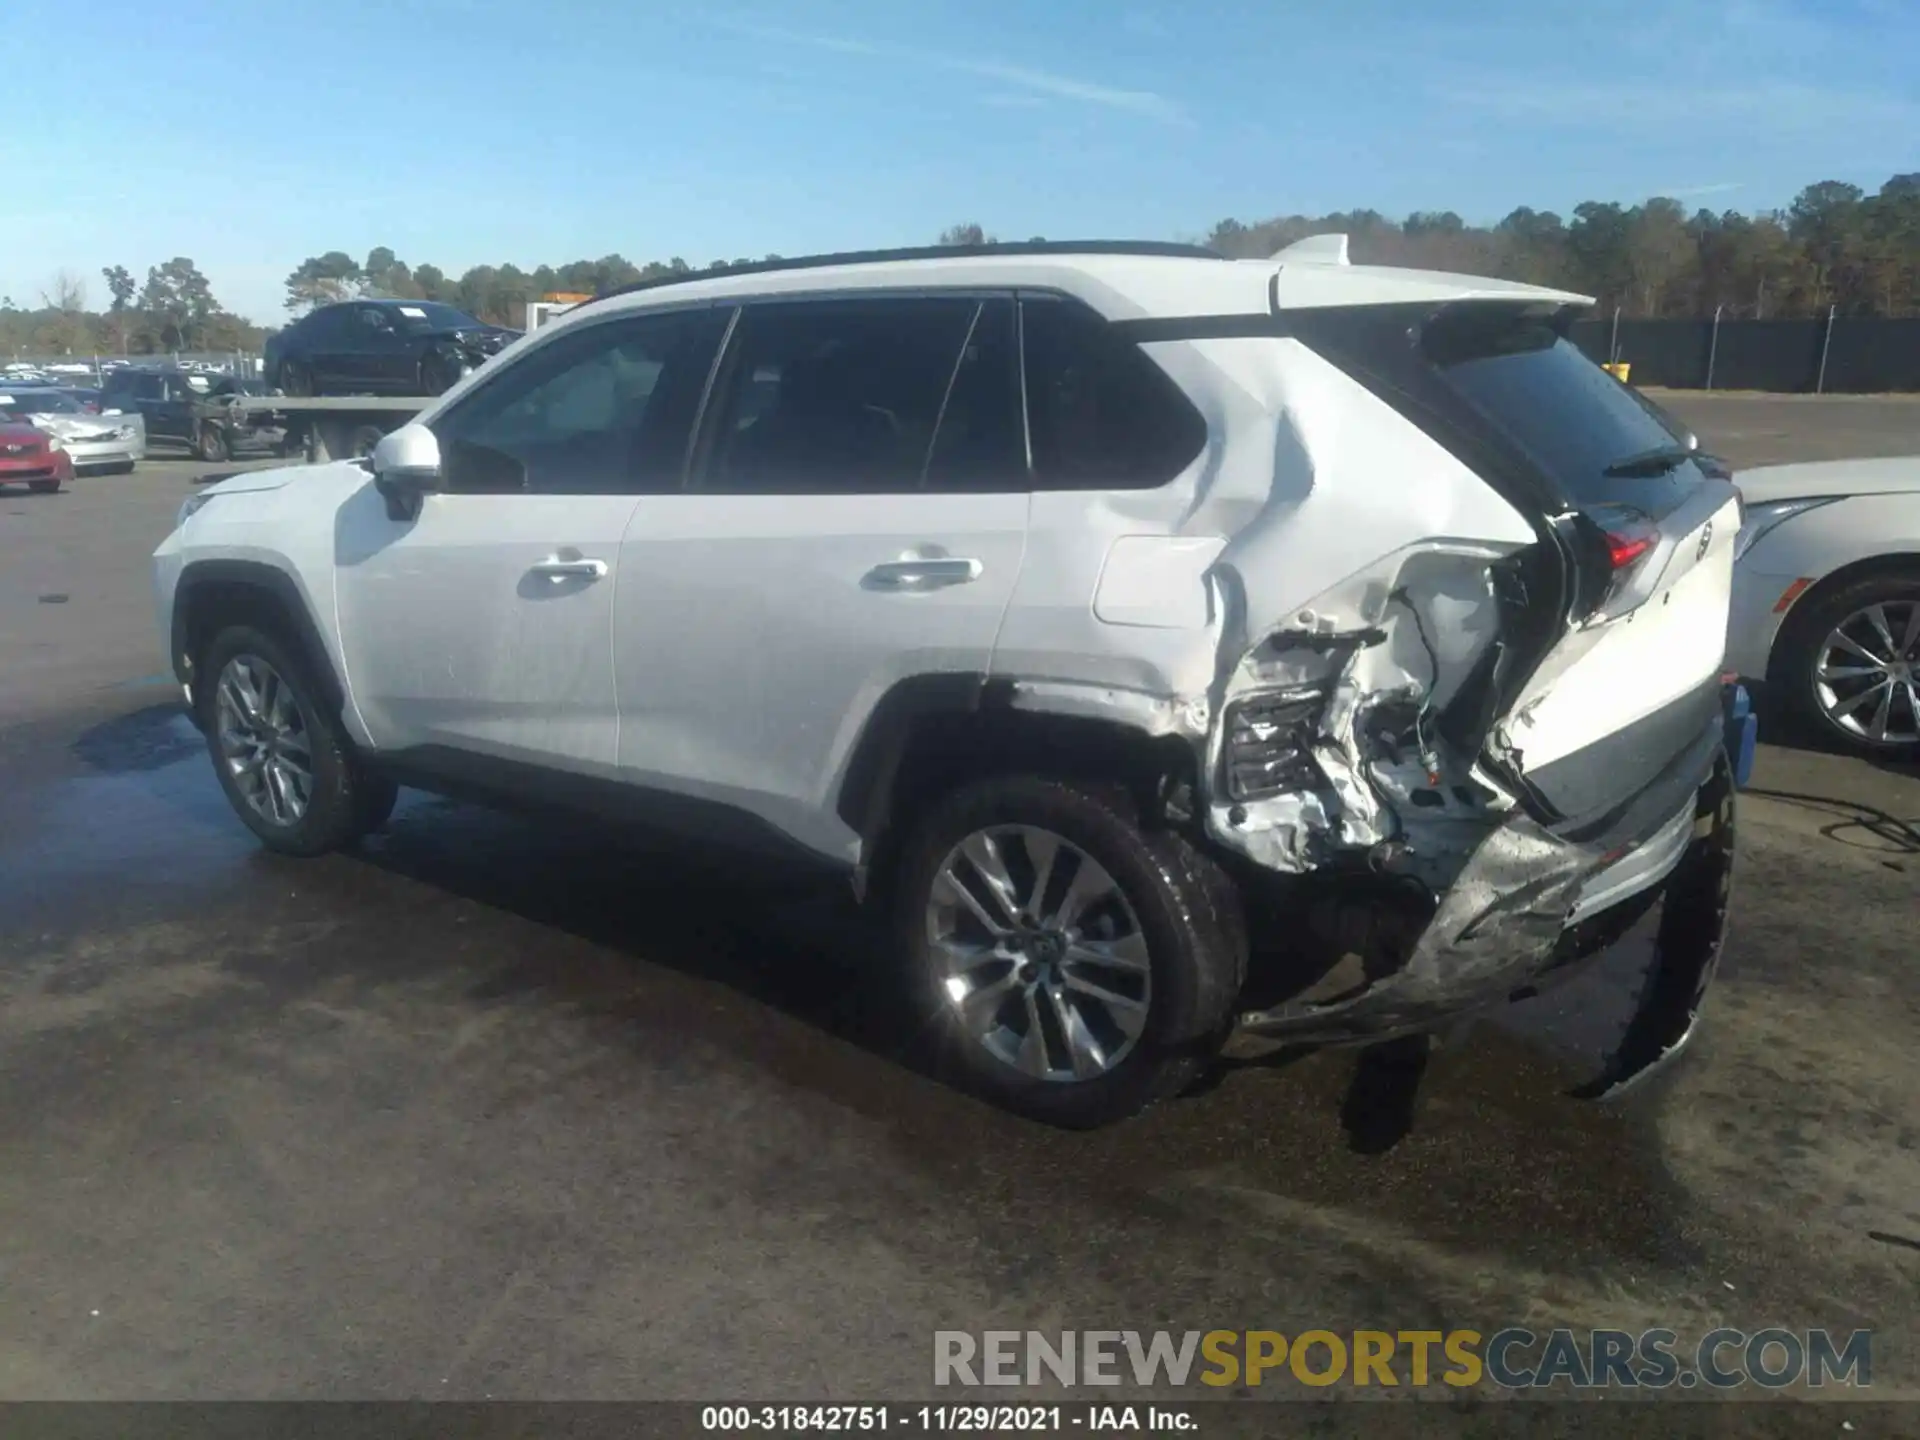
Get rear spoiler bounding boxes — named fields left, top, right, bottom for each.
left=1269, top=233, right=1351, bottom=266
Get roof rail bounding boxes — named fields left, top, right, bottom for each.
left=584, top=239, right=1225, bottom=309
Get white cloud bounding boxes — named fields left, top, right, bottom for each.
left=1662, top=182, right=1747, bottom=199
left=711, top=16, right=1186, bottom=124
left=942, top=57, right=1182, bottom=121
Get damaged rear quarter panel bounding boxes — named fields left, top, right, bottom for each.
left=990, top=334, right=1539, bottom=879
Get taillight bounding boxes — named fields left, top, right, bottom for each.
left=1588, top=503, right=1657, bottom=573
left=1605, top=523, right=1656, bottom=571
left=1569, top=504, right=1659, bottom=623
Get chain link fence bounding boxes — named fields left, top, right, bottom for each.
left=1567, top=312, right=1920, bottom=393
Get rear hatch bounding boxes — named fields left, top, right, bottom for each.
left=1289, top=300, right=1741, bottom=824
left=1421, top=306, right=1741, bottom=820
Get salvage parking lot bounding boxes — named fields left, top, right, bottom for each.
left=0, top=397, right=1915, bottom=1415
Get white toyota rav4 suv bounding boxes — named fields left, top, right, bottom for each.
left=155, top=239, right=1747, bottom=1128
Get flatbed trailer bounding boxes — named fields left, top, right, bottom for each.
left=229, top=395, right=431, bottom=463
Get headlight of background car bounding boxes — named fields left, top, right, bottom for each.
left=1733, top=497, right=1840, bottom=562
left=177, top=492, right=217, bottom=528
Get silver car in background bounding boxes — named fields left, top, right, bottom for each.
left=0, top=388, right=145, bottom=474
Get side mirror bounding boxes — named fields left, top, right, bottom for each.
left=372, top=423, right=443, bottom=521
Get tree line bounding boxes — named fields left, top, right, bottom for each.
left=280, top=248, right=789, bottom=327
left=1204, top=174, right=1920, bottom=320
left=280, top=175, right=1920, bottom=329
left=9, top=172, right=1915, bottom=359
left=0, top=259, right=268, bottom=359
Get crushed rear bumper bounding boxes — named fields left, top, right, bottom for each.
left=1237, top=702, right=1739, bottom=1097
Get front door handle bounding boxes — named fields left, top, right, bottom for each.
left=861, top=557, right=983, bottom=592
left=528, top=556, right=608, bottom=582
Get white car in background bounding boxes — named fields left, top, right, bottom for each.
left=0, top=388, right=145, bottom=474
left=1728, top=456, right=1920, bottom=754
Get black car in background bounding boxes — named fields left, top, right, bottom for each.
left=264, top=300, right=519, bottom=397
left=55, top=386, right=103, bottom=413
left=101, top=368, right=288, bottom=462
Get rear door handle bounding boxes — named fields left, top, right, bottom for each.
left=861, top=557, right=983, bottom=592
left=528, top=556, right=608, bottom=582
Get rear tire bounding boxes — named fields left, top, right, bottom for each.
left=197, top=623, right=385, bottom=857
left=28, top=478, right=61, bottom=493
left=1772, top=568, right=1920, bottom=755
left=891, top=776, right=1246, bottom=1129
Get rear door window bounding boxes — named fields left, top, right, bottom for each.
left=302, top=308, right=352, bottom=345
left=1021, top=296, right=1207, bottom=490
left=1424, top=309, right=1705, bottom=521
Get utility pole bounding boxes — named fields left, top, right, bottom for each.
left=1815, top=304, right=1837, bottom=394
left=1706, top=305, right=1723, bottom=390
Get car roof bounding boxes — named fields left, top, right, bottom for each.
left=330, top=297, right=455, bottom=310
left=574, top=238, right=1592, bottom=327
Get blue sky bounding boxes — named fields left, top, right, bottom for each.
left=5, top=0, right=1915, bottom=324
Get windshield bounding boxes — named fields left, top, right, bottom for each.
left=0, top=390, right=79, bottom=416
left=1425, top=309, right=1704, bottom=520
left=390, top=302, right=483, bottom=332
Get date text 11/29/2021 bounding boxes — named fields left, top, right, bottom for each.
left=702, top=1406, right=1193, bottom=1432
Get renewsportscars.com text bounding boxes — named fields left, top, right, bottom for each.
left=934, top=1328, right=1873, bottom=1391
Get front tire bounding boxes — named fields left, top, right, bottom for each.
left=198, top=624, right=384, bottom=856
left=28, top=478, right=62, bottom=493
left=892, top=776, right=1246, bottom=1128
left=196, top=423, right=229, bottom=464
left=1774, top=569, right=1920, bottom=754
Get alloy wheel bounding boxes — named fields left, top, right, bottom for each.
left=1813, top=597, right=1920, bottom=745
left=214, top=654, right=314, bottom=826
left=926, top=825, right=1151, bottom=1083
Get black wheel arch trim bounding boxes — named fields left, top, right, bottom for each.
left=170, top=559, right=347, bottom=718
left=832, top=671, right=1206, bottom=883
left=832, top=672, right=989, bottom=845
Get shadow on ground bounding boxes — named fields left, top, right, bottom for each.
left=26, top=700, right=1716, bottom=1281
